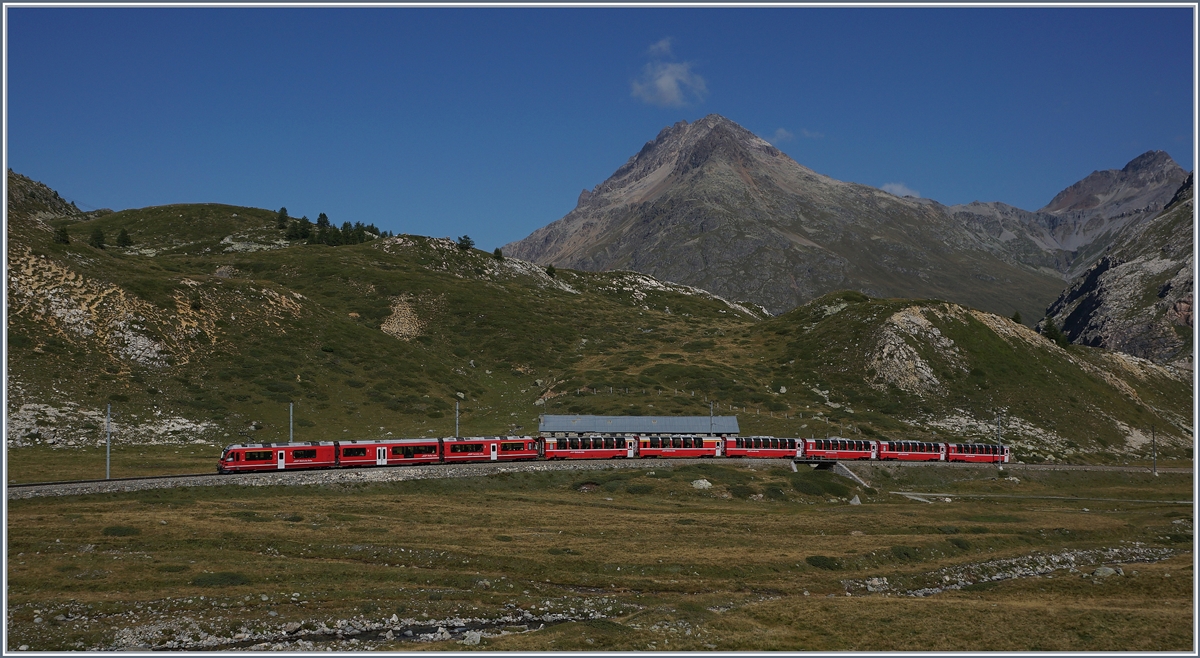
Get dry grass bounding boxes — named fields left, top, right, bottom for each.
left=6, top=463, right=1192, bottom=651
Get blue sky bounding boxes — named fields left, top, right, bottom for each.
left=6, top=6, right=1195, bottom=251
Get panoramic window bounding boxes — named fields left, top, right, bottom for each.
left=245, top=451, right=272, bottom=461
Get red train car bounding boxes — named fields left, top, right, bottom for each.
left=441, top=436, right=539, bottom=464
left=724, top=436, right=801, bottom=459
left=800, top=438, right=877, bottom=461
left=636, top=434, right=720, bottom=458
left=335, top=439, right=440, bottom=468
left=947, top=443, right=1009, bottom=464
left=543, top=435, right=636, bottom=460
left=878, top=440, right=945, bottom=461
left=218, top=442, right=338, bottom=473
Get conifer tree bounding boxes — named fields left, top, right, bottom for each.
left=545, top=264, right=556, bottom=278
left=53, top=226, right=70, bottom=244
left=457, top=235, right=475, bottom=251
left=88, top=227, right=105, bottom=249
left=493, top=247, right=503, bottom=260
left=276, top=207, right=289, bottom=229
left=116, top=228, right=133, bottom=247
left=1011, top=310, right=1022, bottom=325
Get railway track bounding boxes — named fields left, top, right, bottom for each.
left=7, top=458, right=1191, bottom=500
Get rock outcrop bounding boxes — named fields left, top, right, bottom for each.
left=1041, top=173, right=1193, bottom=368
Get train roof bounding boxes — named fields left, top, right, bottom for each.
left=539, top=415, right=739, bottom=435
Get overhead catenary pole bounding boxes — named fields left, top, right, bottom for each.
left=290, top=403, right=293, bottom=443
left=106, top=404, right=111, bottom=480
left=1152, top=424, right=1157, bottom=477
left=456, top=401, right=460, bottom=438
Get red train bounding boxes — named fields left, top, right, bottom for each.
left=217, top=435, right=1009, bottom=473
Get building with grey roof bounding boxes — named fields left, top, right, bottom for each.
left=539, top=415, right=739, bottom=437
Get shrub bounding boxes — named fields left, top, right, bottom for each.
left=805, top=555, right=842, bottom=570
left=88, top=227, right=105, bottom=249
left=949, top=538, right=971, bottom=550
left=545, top=264, right=556, bottom=278
left=193, top=572, right=250, bottom=587
left=937, top=526, right=960, bottom=534
left=890, top=545, right=919, bottom=561
left=102, top=525, right=140, bottom=536
left=729, top=484, right=758, bottom=499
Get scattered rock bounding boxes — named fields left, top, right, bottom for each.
left=849, top=495, right=861, bottom=505
left=691, top=479, right=712, bottom=490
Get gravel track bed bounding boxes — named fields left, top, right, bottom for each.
left=7, top=458, right=761, bottom=500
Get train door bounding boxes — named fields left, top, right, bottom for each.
left=376, top=447, right=387, bottom=466
left=714, top=437, right=722, bottom=457
left=939, top=444, right=947, bottom=461
left=490, top=442, right=498, bottom=461
left=626, top=437, right=636, bottom=458
left=277, top=450, right=285, bottom=470
left=870, top=441, right=878, bottom=460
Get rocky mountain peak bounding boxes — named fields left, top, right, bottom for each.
left=1122, top=149, right=1176, bottom=175
left=1040, top=150, right=1186, bottom=216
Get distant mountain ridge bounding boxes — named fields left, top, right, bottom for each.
left=503, top=115, right=1185, bottom=319
left=951, top=150, right=1187, bottom=279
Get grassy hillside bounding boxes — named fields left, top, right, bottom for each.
left=6, top=173, right=1192, bottom=468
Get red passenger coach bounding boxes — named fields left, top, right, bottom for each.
left=636, top=435, right=720, bottom=458
left=725, top=436, right=801, bottom=459
left=879, top=441, right=945, bottom=461
left=218, top=442, right=338, bottom=473
left=336, top=439, right=440, bottom=468
left=441, top=436, right=538, bottom=463
left=801, top=438, right=877, bottom=461
left=543, top=435, right=636, bottom=460
left=947, top=443, right=1010, bottom=463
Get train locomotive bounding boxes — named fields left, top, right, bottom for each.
left=217, top=434, right=1009, bottom=474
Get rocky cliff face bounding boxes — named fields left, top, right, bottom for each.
left=949, top=150, right=1187, bottom=279
left=1041, top=173, right=1193, bottom=367
left=503, top=115, right=1066, bottom=319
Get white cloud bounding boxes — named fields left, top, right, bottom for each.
left=648, top=37, right=673, bottom=57
left=800, top=128, right=825, bottom=139
left=882, top=182, right=920, bottom=198
left=769, top=128, right=794, bottom=144
left=631, top=60, right=707, bottom=108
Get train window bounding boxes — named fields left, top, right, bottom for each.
left=649, top=437, right=660, bottom=448
left=736, top=438, right=744, bottom=448
left=501, top=442, right=524, bottom=451
left=234, top=453, right=241, bottom=461
left=569, top=438, right=580, bottom=449
left=416, top=445, right=436, bottom=455
left=342, top=447, right=367, bottom=457
left=616, top=438, right=626, bottom=449
left=603, top=438, right=612, bottom=449
left=245, top=451, right=272, bottom=460
left=293, top=449, right=317, bottom=459
left=788, top=439, right=796, bottom=449
left=556, top=439, right=567, bottom=450
left=450, top=444, right=484, bottom=453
